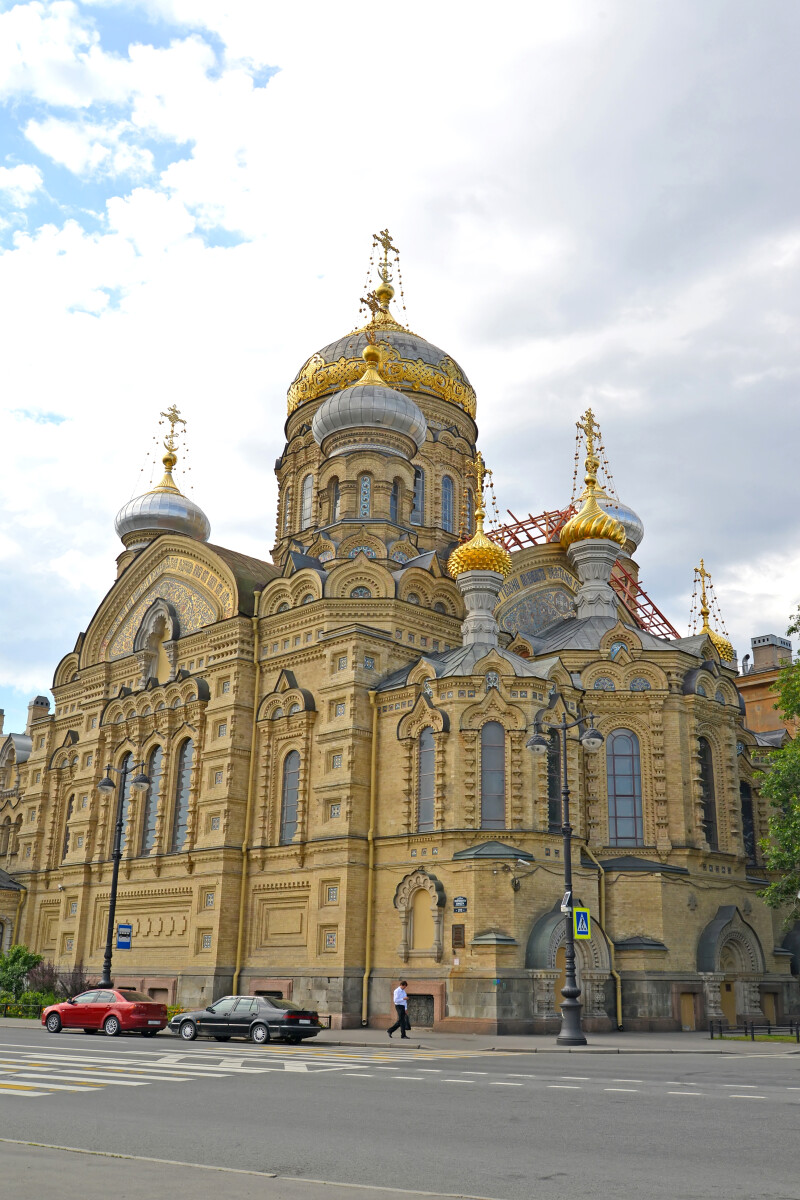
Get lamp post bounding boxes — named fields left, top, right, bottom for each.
left=527, top=704, right=603, bottom=1046
left=96, top=760, right=149, bottom=987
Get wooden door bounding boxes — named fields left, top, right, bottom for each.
left=680, top=992, right=696, bottom=1031
left=762, top=992, right=776, bottom=1024
left=720, top=980, right=737, bottom=1025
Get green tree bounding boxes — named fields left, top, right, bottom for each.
left=759, top=610, right=800, bottom=918
left=0, top=945, right=43, bottom=999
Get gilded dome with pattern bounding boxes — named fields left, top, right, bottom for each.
left=288, top=312, right=476, bottom=419
left=447, top=529, right=512, bottom=579
left=707, top=629, right=734, bottom=664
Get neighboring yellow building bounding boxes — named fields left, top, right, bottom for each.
left=1, top=241, right=797, bottom=1031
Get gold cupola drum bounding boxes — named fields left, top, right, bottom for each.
left=559, top=409, right=626, bottom=621
left=447, top=454, right=511, bottom=648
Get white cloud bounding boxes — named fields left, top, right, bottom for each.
left=0, top=163, right=44, bottom=205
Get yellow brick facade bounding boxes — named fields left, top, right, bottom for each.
left=1, top=280, right=798, bottom=1032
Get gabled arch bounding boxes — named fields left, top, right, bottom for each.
left=53, top=652, right=80, bottom=689
left=460, top=688, right=527, bottom=732
left=397, top=693, right=449, bottom=740
left=525, top=900, right=611, bottom=973
left=697, top=906, right=766, bottom=974
left=325, top=559, right=393, bottom=601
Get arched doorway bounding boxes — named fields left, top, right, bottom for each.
left=719, top=944, right=739, bottom=1025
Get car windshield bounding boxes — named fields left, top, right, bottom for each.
left=116, top=991, right=155, bottom=1003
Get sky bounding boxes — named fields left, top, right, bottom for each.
left=1, top=0, right=799, bottom=735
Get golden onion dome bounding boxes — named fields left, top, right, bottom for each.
left=560, top=409, right=626, bottom=550
left=447, top=453, right=511, bottom=578
left=707, top=629, right=734, bottom=664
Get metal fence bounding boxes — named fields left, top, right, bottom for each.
left=0, top=1003, right=45, bottom=1019
left=709, top=1018, right=800, bottom=1041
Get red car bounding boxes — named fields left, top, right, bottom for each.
left=42, top=988, right=168, bottom=1037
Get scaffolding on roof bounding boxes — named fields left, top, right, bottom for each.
left=491, top=508, right=679, bottom=641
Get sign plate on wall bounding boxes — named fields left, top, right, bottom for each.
left=116, top=923, right=132, bottom=950
left=573, top=908, right=591, bottom=939
left=453, top=896, right=468, bottom=913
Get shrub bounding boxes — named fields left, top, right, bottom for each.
left=26, top=959, right=60, bottom=996
left=58, top=962, right=98, bottom=998
left=0, top=946, right=43, bottom=999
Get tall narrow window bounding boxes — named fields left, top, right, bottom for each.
left=331, top=478, right=341, bottom=522
left=117, top=753, right=133, bottom=853
left=465, top=488, right=474, bottom=535
left=698, top=738, right=718, bottom=850
left=170, top=739, right=193, bottom=853
left=62, top=795, right=75, bottom=860
left=411, top=468, right=425, bottom=525
left=390, top=479, right=400, bottom=524
left=481, top=722, right=506, bottom=829
left=280, top=750, right=300, bottom=844
left=441, top=475, right=454, bottom=532
left=140, top=746, right=163, bottom=855
left=547, top=730, right=562, bottom=831
left=283, top=486, right=292, bottom=534
left=300, top=474, right=313, bottom=529
left=740, top=781, right=756, bottom=863
left=418, top=728, right=435, bottom=833
left=606, top=729, right=643, bottom=846
left=359, top=474, right=371, bottom=517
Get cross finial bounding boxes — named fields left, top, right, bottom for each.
left=373, top=228, right=399, bottom=286
left=360, top=291, right=381, bottom=317
left=696, top=558, right=711, bottom=627
left=576, top=408, right=602, bottom=494
left=160, top=404, right=186, bottom=452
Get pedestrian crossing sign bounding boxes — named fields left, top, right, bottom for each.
left=573, top=907, right=591, bottom=939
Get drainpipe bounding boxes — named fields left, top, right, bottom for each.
left=233, top=591, right=262, bottom=995
left=12, top=882, right=27, bottom=946
left=361, top=691, right=379, bottom=1026
left=582, top=843, right=623, bottom=1030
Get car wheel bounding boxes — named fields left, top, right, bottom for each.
left=214, top=1035, right=231, bottom=1042
left=250, top=1022, right=270, bottom=1045
left=141, top=1029, right=159, bottom=1037
left=45, top=1013, right=62, bottom=1033
left=103, top=1015, right=121, bottom=1037
left=179, top=1020, right=197, bottom=1041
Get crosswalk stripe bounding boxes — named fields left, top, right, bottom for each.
left=0, top=1082, right=47, bottom=1093
left=3, top=1077, right=105, bottom=1092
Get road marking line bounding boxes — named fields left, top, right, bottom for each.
left=668, top=1091, right=704, bottom=1097
left=720, top=1083, right=756, bottom=1088
left=3, top=1078, right=104, bottom=1092
left=460, top=1071, right=488, bottom=1075
left=417, top=1069, right=441, bottom=1073
left=548, top=1084, right=581, bottom=1089
left=0, top=1082, right=48, bottom=1092
left=444, top=1079, right=476, bottom=1084
left=491, top=1082, right=523, bottom=1087
left=604, top=1088, right=638, bottom=1093
left=613, top=1079, right=643, bottom=1083
left=343, top=1073, right=374, bottom=1078
left=559, top=1076, right=589, bottom=1080
left=12, top=1073, right=152, bottom=1087
left=729, top=1095, right=766, bottom=1100
left=394, top=1076, right=424, bottom=1081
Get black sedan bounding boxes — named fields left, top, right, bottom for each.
left=169, top=995, right=322, bottom=1044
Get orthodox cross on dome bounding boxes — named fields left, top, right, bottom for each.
left=160, top=404, right=186, bottom=452
left=153, top=404, right=187, bottom=494
left=690, top=558, right=733, bottom=661
left=360, top=291, right=381, bottom=317
left=576, top=407, right=601, bottom=496
left=374, top=227, right=399, bottom=284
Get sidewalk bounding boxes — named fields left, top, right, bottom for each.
left=2, top=1016, right=796, bottom=1053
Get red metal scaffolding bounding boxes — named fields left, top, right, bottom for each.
left=491, top=509, right=679, bottom=641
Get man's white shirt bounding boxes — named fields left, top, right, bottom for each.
left=393, top=986, right=407, bottom=1006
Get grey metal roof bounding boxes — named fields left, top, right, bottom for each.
left=453, top=841, right=534, bottom=861
left=115, top=488, right=211, bottom=545
left=753, top=728, right=789, bottom=748
left=580, top=854, right=689, bottom=876
left=528, top=616, right=672, bottom=655
left=614, top=936, right=667, bottom=950
left=0, top=734, right=32, bottom=766
left=0, top=868, right=22, bottom=891
left=376, top=643, right=559, bottom=691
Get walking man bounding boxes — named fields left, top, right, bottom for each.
left=388, top=980, right=409, bottom=1039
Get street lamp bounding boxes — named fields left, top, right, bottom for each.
left=96, top=760, right=149, bottom=987
left=527, top=702, right=603, bottom=1046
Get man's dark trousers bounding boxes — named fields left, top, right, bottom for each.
left=388, top=1005, right=408, bottom=1037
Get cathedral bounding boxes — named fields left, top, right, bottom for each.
left=1, top=234, right=797, bottom=1032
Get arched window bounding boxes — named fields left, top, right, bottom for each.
left=300, top=474, right=313, bottom=529
left=140, top=746, right=162, bottom=856
left=547, top=730, right=561, bottom=831
left=283, top=486, right=292, bottom=534
left=117, top=753, right=134, bottom=853
left=359, top=474, right=371, bottom=518
left=441, top=475, right=454, bottom=532
left=62, top=794, right=75, bottom=860
left=170, top=739, right=193, bottom=853
left=331, top=478, right=341, bottom=522
left=606, top=729, right=643, bottom=846
left=481, top=721, right=506, bottom=830
left=418, top=728, right=435, bottom=833
left=465, top=489, right=474, bottom=535
left=411, top=468, right=425, bottom=525
left=740, top=780, right=756, bottom=863
left=390, top=480, right=400, bottom=524
left=698, top=738, right=718, bottom=850
left=350, top=586, right=371, bottom=599
left=0, top=818, right=10, bottom=857
left=280, top=750, right=300, bottom=844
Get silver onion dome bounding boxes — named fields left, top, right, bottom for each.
left=312, top=381, right=427, bottom=457
left=115, top=488, right=211, bottom=548
left=597, top=496, right=644, bottom=553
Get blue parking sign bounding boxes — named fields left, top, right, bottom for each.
left=116, top=923, right=132, bottom=950
left=573, top=908, right=591, bottom=939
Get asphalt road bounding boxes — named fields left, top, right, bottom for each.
left=1, top=1026, right=798, bottom=1200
